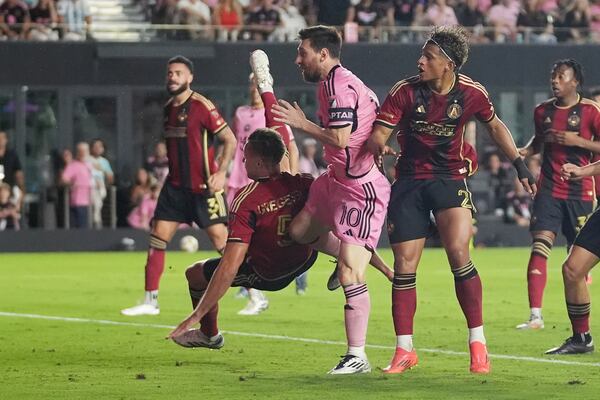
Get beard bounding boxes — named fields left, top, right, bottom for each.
left=302, top=68, right=321, bottom=83
left=166, top=82, right=188, bottom=95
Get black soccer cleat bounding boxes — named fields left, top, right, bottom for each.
left=545, top=335, right=594, bottom=355
left=326, top=262, right=341, bottom=291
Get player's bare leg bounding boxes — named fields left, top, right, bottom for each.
left=328, top=243, right=372, bottom=374
left=518, top=230, right=555, bottom=330
left=205, top=223, right=227, bottom=254
left=383, top=238, right=425, bottom=374
left=170, top=260, right=224, bottom=349
left=546, top=246, right=596, bottom=355
left=121, top=219, right=179, bottom=316
left=436, top=207, right=489, bottom=374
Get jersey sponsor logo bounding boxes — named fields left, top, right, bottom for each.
left=410, top=120, right=455, bottom=137
left=329, top=107, right=354, bottom=122
left=447, top=103, right=463, bottom=119
left=568, top=114, right=581, bottom=128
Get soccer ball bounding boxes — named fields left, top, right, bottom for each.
left=179, top=235, right=199, bottom=253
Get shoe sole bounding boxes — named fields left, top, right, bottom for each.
left=120, top=310, right=160, bottom=316
left=382, top=361, right=418, bottom=374
left=328, top=367, right=371, bottom=375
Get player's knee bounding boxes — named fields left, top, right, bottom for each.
left=338, top=262, right=365, bottom=284
left=562, top=260, right=585, bottom=283
left=393, top=256, right=417, bottom=274
left=445, top=243, right=469, bottom=266
left=185, top=260, right=207, bottom=286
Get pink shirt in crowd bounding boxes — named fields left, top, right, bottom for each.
left=62, top=160, right=92, bottom=206
left=128, top=194, right=157, bottom=229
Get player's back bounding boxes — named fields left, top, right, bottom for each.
left=229, top=173, right=314, bottom=279
left=317, top=65, right=379, bottom=179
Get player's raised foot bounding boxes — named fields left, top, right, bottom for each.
left=545, top=334, right=594, bottom=355
left=249, top=50, right=273, bottom=93
left=237, top=299, right=269, bottom=315
left=382, top=347, right=418, bottom=374
left=120, top=303, right=160, bottom=316
left=516, top=315, right=544, bottom=330
left=328, top=354, right=371, bottom=375
left=327, top=263, right=341, bottom=291
left=469, top=341, right=490, bottom=374
left=172, top=329, right=225, bottom=349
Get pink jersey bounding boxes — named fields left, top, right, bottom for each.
left=317, top=65, right=380, bottom=179
left=228, top=105, right=266, bottom=190
left=62, top=160, right=92, bottom=206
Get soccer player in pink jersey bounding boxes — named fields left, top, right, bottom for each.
left=270, top=26, right=392, bottom=374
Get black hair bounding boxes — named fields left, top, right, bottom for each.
left=167, top=55, right=194, bottom=74
left=247, top=128, right=285, bottom=165
left=589, top=86, right=600, bottom=99
left=297, top=25, right=342, bottom=59
left=426, top=26, right=470, bottom=70
left=552, top=59, right=584, bottom=88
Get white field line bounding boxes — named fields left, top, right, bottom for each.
left=1, top=311, right=599, bottom=368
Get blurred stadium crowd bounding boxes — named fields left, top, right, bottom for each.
left=0, top=0, right=600, bottom=43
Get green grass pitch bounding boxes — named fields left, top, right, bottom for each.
left=1, top=248, right=599, bottom=399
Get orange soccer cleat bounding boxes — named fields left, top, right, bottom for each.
left=382, top=347, right=418, bottom=374
left=469, top=341, right=490, bottom=374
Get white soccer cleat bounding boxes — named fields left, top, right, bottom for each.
left=237, top=299, right=269, bottom=316
left=516, top=315, right=544, bottom=330
left=249, top=49, right=273, bottom=93
left=172, top=329, right=225, bottom=349
left=328, top=354, right=371, bottom=375
left=120, top=303, right=160, bottom=316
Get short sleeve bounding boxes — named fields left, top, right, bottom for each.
left=197, top=98, right=228, bottom=135
left=227, top=193, right=255, bottom=244
left=471, top=84, right=495, bottom=123
left=375, top=82, right=409, bottom=129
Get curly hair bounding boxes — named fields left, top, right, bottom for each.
left=552, top=59, right=584, bottom=88
left=427, top=26, right=470, bottom=70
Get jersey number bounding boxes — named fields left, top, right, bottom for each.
left=207, top=191, right=227, bottom=220
left=277, top=215, right=293, bottom=247
left=458, top=189, right=473, bottom=210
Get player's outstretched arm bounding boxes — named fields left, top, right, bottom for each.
left=272, top=99, right=351, bottom=149
left=484, top=116, right=537, bottom=196
left=209, top=126, right=237, bottom=193
left=562, top=160, right=600, bottom=181
left=518, top=134, right=543, bottom=158
left=167, top=242, right=248, bottom=339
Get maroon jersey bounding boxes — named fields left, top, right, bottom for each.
left=163, top=92, right=228, bottom=193
left=534, top=96, right=600, bottom=201
left=375, top=74, right=494, bottom=180
left=227, top=173, right=314, bottom=280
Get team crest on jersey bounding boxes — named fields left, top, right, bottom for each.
left=447, top=103, right=463, bottom=119
left=177, top=111, right=188, bottom=123
left=568, top=114, right=580, bottom=127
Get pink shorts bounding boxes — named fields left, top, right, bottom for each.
left=304, top=167, right=391, bottom=250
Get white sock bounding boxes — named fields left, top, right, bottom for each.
left=396, top=335, right=413, bottom=351
left=248, top=288, right=267, bottom=303
left=469, top=326, right=486, bottom=344
left=347, top=345, right=367, bottom=360
left=530, top=307, right=542, bottom=319
left=144, top=290, right=158, bottom=306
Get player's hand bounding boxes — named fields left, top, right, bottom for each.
left=547, top=129, right=581, bottom=147
left=272, top=99, right=307, bottom=130
left=166, top=314, right=201, bottom=340
left=517, top=147, right=530, bottom=158
left=561, top=163, right=584, bottom=181
left=207, top=170, right=226, bottom=193
left=513, top=157, right=537, bottom=197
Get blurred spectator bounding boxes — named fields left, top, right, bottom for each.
left=145, top=141, right=169, bottom=185
left=57, top=0, right=92, bottom=41
left=485, top=152, right=514, bottom=215
left=517, top=0, right=557, bottom=43
left=0, top=182, right=19, bottom=230
left=273, top=0, right=306, bottom=41
left=590, top=0, right=600, bottom=41
left=455, top=0, right=488, bottom=42
left=298, top=138, right=324, bottom=178
left=28, top=0, right=59, bottom=40
left=0, top=0, right=31, bottom=40
left=0, top=131, right=25, bottom=211
left=487, top=0, right=520, bottom=42
left=388, top=0, right=425, bottom=27
left=152, top=0, right=181, bottom=38
left=213, top=0, right=243, bottom=41
left=89, top=138, right=114, bottom=229
left=504, top=177, right=533, bottom=226
left=178, top=0, right=212, bottom=40
left=246, top=0, right=282, bottom=41
left=127, top=183, right=160, bottom=230
left=425, top=0, right=458, bottom=26
left=61, top=142, right=92, bottom=228
left=130, top=167, right=154, bottom=207
left=346, top=0, right=388, bottom=41
left=555, top=0, right=591, bottom=43
left=314, top=0, right=351, bottom=26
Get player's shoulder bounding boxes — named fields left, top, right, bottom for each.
left=230, top=181, right=261, bottom=212
left=387, top=75, right=420, bottom=97
left=190, top=91, right=217, bottom=110
left=534, top=98, right=555, bottom=111
left=289, top=172, right=315, bottom=185
left=581, top=98, right=600, bottom=114
left=457, top=74, right=489, bottom=97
